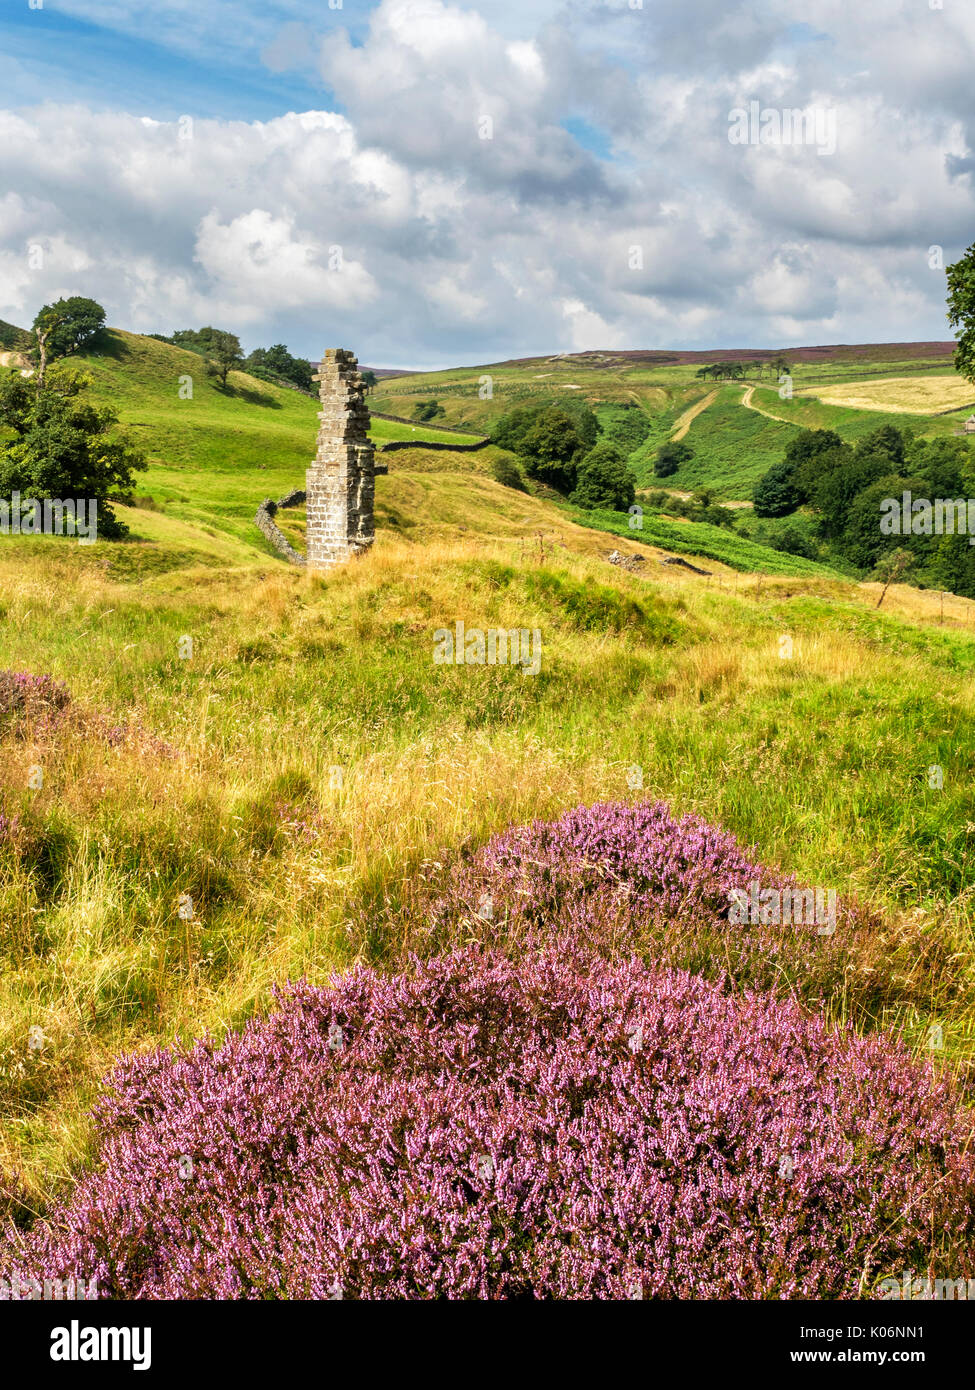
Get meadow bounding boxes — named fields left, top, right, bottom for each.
left=2, top=330, right=975, bottom=1297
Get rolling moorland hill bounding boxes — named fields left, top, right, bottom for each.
left=0, top=327, right=849, bottom=577
left=368, top=340, right=975, bottom=499
left=1, top=328, right=975, bottom=1290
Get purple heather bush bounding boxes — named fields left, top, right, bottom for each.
left=411, top=800, right=890, bottom=1010
left=0, top=669, right=173, bottom=756
left=3, top=799, right=971, bottom=1299
left=0, top=671, right=72, bottom=736
left=2, top=944, right=974, bottom=1300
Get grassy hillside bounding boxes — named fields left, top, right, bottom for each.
left=0, top=320, right=29, bottom=352
left=3, top=327, right=975, bottom=1268
left=566, top=505, right=843, bottom=577
left=3, top=521, right=975, bottom=1205
left=57, top=331, right=495, bottom=552
left=370, top=347, right=975, bottom=501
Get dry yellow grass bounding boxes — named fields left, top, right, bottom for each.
left=2, top=529, right=975, bottom=1202
left=799, top=373, right=975, bottom=415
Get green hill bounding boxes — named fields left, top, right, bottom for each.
left=52, top=330, right=496, bottom=557
left=370, top=348, right=974, bottom=501
left=2, top=326, right=975, bottom=1212
left=0, top=318, right=29, bottom=351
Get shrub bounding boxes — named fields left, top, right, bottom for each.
left=0, top=671, right=71, bottom=735
left=4, top=938, right=973, bottom=1299
left=654, top=440, right=693, bottom=478
left=570, top=442, right=636, bottom=511
left=490, top=456, right=527, bottom=491
left=753, top=460, right=801, bottom=516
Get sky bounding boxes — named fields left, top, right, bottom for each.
left=1, top=0, right=973, bottom=367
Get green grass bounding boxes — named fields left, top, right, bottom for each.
left=372, top=351, right=975, bottom=504
left=49, top=331, right=500, bottom=553
left=632, top=388, right=801, bottom=496
left=4, top=328, right=975, bottom=1210
left=565, top=504, right=844, bottom=576
left=747, top=384, right=965, bottom=442
left=0, top=319, right=29, bottom=351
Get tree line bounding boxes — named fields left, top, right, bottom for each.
left=488, top=401, right=642, bottom=512
left=694, top=357, right=792, bottom=382
left=752, top=423, right=975, bottom=596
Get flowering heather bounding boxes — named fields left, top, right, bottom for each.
left=274, top=798, right=323, bottom=844
left=416, top=800, right=886, bottom=1007
left=2, top=946, right=973, bottom=1300
left=0, top=671, right=71, bottom=736
left=0, top=669, right=174, bottom=757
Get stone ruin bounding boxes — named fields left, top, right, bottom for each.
left=306, top=348, right=386, bottom=569
left=254, top=347, right=386, bottom=569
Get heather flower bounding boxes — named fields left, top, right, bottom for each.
left=2, top=945, right=972, bottom=1300
left=0, top=670, right=174, bottom=756
left=0, top=671, right=71, bottom=737
left=415, top=800, right=882, bottom=1006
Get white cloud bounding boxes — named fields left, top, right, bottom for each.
left=0, top=0, right=973, bottom=364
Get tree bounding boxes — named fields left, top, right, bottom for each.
left=203, top=330, right=244, bottom=388
left=516, top=408, right=582, bottom=492
left=872, top=548, right=914, bottom=609
left=491, top=455, right=527, bottom=491
left=947, top=241, right=975, bottom=386
left=771, top=524, right=817, bottom=559
left=753, top=460, right=801, bottom=516
left=172, top=327, right=244, bottom=386
left=172, top=327, right=216, bottom=354
left=559, top=399, right=600, bottom=449
left=491, top=405, right=538, bottom=453
left=0, top=365, right=146, bottom=538
left=792, top=442, right=852, bottom=506
left=570, top=442, right=636, bottom=511
left=244, top=344, right=313, bottom=392
left=907, top=435, right=969, bottom=496
left=412, top=400, right=445, bottom=422
left=931, top=532, right=975, bottom=600
left=654, top=440, right=693, bottom=478
left=855, top=423, right=905, bottom=471
left=361, top=370, right=378, bottom=393
left=839, top=477, right=911, bottom=569
left=32, top=297, right=106, bottom=382
left=780, top=429, right=845, bottom=502
left=810, top=453, right=891, bottom=538
left=490, top=401, right=598, bottom=485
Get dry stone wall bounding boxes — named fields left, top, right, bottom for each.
left=254, top=490, right=307, bottom=566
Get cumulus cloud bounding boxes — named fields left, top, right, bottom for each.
left=0, top=0, right=973, bottom=364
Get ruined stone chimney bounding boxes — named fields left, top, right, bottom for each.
left=306, top=348, right=385, bottom=570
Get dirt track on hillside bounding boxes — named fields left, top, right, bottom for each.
left=740, top=384, right=793, bottom=424
left=670, top=390, right=718, bottom=440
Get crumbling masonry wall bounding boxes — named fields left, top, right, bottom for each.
left=306, top=349, right=385, bottom=570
